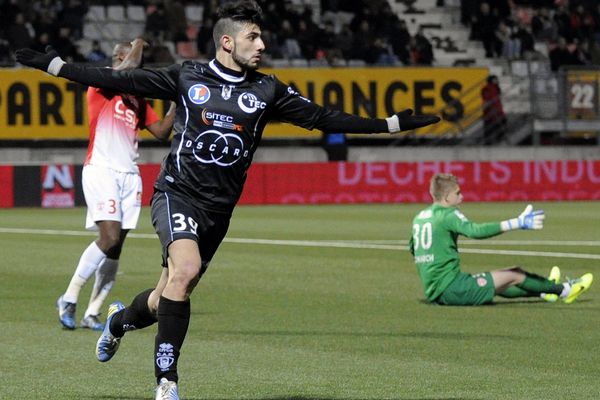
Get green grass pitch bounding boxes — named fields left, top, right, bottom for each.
left=1, top=202, right=599, bottom=399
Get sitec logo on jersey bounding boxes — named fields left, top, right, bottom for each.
left=188, top=84, right=211, bottom=105
left=237, top=92, right=266, bottom=113
left=191, top=130, right=248, bottom=167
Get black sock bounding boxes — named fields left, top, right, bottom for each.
left=154, top=296, right=190, bottom=383
left=110, top=288, right=157, bottom=337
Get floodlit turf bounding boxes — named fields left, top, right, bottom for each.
left=1, top=202, right=599, bottom=399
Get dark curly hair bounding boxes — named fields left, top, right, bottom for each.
left=216, top=0, right=263, bottom=24
left=212, top=0, right=264, bottom=48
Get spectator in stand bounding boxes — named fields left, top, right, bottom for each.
left=496, top=21, right=520, bottom=60
left=279, top=19, right=303, bottom=60
left=32, top=31, right=52, bottom=53
left=197, top=15, right=216, bottom=58
left=372, top=37, right=396, bottom=66
left=572, top=4, right=596, bottom=41
left=297, top=19, right=319, bottom=59
left=350, top=19, right=375, bottom=63
left=549, top=36, right=579, bottom=71
left=553, top=5, right=572, bottom=41
left=481, top=75, right=506, bottom=145
left=87, top=40, right=109, bottom=63
left=58, top=0, right=88, bottom=40
left=531, top=7, right=557, bottom=42
left=390, top=19, right=412, bottom=65
left=592, top=4, right=600, bottom=43
left=164, top=0, right=188, bottom=43
left=145, top=3, right=169, bottom=43
left=589, top=39, right=600, bottom=65
left=54, top=26, right=85, bottom=63
left=1, top=0, right=23, bottom=27
left=6, top=12, right=35, bottom=52
left=471, top=2, right=501, bottom=58
left=514, top=21, right=536, bottom=59
left=0, top=34, right=13, bottom=66
left=411, top=29, right=434, bottom=66
left=335, top=23, right=354, bottom=61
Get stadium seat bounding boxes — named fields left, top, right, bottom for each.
left=127, top=5, right=146, bottom=22
left=86, top=5, right=106, bottom=22
left=107, top=5, right=126, bottom=22
left=103, top=22, right=125, bottom=41
left=185, top=5, right=204, bottom=23
left=347, top=59, right=366, bottom=67
left=309, top=58, right=329, bottom=67
left=83, top=23, right=104, bottom=41
left=270, top=59, right=291, bottom=68
left=290, top=59, right=308, bottom=67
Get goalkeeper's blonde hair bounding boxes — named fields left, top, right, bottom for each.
left=430, top=173, right=459, bottom=202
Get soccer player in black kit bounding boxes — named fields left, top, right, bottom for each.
left=17, top=1, right=440, bottom=398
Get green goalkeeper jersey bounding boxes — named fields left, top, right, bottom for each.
left=409, top=204, right=503, bottom=301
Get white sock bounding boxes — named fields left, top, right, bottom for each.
left=560, top=282, right=571, bottom=298
left=63, top=242, right=107, bottom=304
left=85, top=258, right=119, bottom=317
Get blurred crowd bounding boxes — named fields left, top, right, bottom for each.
left=0, top=0, right=434, bottom=67
left=3, top=0, right=597, bottom=71
left=461, top=0, right=600, bottom=70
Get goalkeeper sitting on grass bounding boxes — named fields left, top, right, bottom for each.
left=409, top=173, right=593, bottom=306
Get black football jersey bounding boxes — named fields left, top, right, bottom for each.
left=60, top=60, right=388, bottom=213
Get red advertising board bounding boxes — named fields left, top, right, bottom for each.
left=234, top=160, right=600, bottom=204
left=0, top=166, right=14, bottom=207
left=1, top=161, right=599, bottom=209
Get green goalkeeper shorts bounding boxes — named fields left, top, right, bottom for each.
left=435, top=272, right=495, bottom=306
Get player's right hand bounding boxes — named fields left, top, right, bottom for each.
left=517, top=204, right=545, bottom=230
left=15, top=45, right=65, bottom=76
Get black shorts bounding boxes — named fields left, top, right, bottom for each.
left=151, top=190, right=231, bottom=269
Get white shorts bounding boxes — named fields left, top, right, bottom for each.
left=82, top=164, right=143, bottom=231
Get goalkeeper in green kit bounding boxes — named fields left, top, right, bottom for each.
left=409, top=173, right=593, bottom=306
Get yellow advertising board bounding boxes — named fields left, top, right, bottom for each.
left=0, top=67, right=488, bottom=140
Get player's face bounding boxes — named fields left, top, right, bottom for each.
left=231, top=23, right=265, bottom=70
left=445, top=185, right=463, bottom=207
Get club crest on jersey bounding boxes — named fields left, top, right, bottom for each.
left=188, top=84, right=211, bottom=105
left=237, top=92, right=266, bottom=113
left=221, top=84, right=235, bottom=100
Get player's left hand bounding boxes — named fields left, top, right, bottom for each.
left=15, top=45, right=65, bottom=76
left=518, top=204, right=545, bottom=230
left=387, top=109, right=441, bottom=133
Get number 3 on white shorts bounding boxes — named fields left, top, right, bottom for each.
left=172, top=213, right=199, bottom=235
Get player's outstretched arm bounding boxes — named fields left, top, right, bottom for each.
left=15, top=46, right=180, bottom=101
left=272, top=80, right=441, bottom=134
left=500, top=204, right=545, bottom=231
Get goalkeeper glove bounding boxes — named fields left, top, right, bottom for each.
left=386, top=109, right=441, bottom=133
left=501, top=204, right=545, bottom=231
left=15, top=45, right=65, bottom=76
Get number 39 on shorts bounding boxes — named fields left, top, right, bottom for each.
left=172, top=213, right=199, bottom=235
left=412, top=222, right=432, bottom=250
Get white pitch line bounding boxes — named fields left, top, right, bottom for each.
left=1, top=227, right=599, bottom=260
